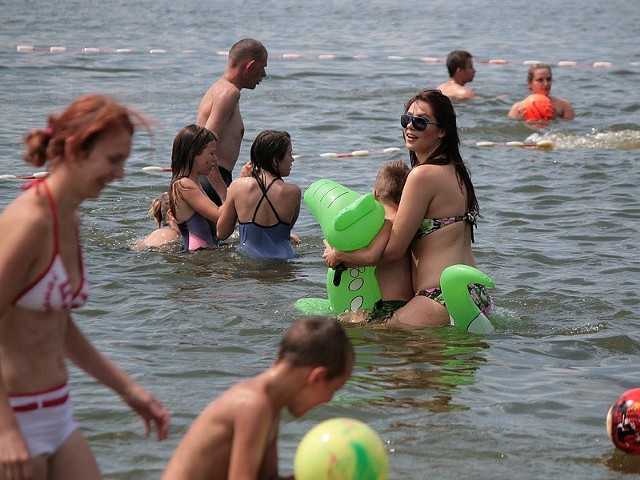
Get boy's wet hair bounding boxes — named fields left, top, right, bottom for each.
left=277, top=317, right=354, bottom=380
left=375, top=160, right=410, bottom=206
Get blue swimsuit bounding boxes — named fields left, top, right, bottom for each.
left=237, top=177, right=295, bottom=261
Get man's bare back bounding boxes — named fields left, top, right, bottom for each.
left=196, top=39, right=267, bottom=183
left=436, top=80, right=475, bottom=100
left=197, top=78, right=244, bottom=175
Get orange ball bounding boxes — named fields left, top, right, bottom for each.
left=521, top=94, right=554, bottom=121
left=607, top=388, right=640, bottom=454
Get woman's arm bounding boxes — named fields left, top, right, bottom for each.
left=64, top=316, right=169, bottom=440
left=288, top=186, right=302, bottom=227
left=382, top=166, right=432, bottom=262
left=0, top=203, right=54, bottom=478
left=176, top=178, right=221, bottom=223
left=508, top=100, right=523, bottom=118
left=322, top=220, right=391, bottom=269
left=0, top=199, right=49, bottom=314
left=0, top=382, right=32, bottom=480
left=556, top=98, right=575, bottom=120
left=216, top=183, right=239, bottom=240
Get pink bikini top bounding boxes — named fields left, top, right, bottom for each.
left=12, top=181, right=89, bottom=312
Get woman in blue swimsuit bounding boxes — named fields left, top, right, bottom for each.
left=217, top=130, right=301, bottom=260
left=324, top=89, right=490, bottom=328
left=0, top=95, right=169, bottom=480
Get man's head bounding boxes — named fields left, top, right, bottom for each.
left=228, top=38, right=268, bottom=89
left=446, top=50, right=475, bottom=85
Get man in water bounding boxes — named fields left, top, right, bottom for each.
left=436, top=50, right=476, bottom=100
left=197, top=38, right=268, bottom=190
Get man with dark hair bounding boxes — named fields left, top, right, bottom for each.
left=436, top=50, right=476, bottom=99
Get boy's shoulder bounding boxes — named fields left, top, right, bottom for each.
left=224, top=376, right=273, bottom=409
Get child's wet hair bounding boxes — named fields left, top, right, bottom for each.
left=375, top=160, right=410, bottom=206
left=277, top=317, right=354, bottom=380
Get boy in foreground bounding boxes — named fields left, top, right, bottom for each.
left=161, top=317, right=354, bottom=480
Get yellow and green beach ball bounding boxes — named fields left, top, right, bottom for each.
left=294, top=417, right=388, bottom=480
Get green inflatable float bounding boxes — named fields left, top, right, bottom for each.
left=440, top=264, right=495, bottom=334
left=296, top=179, right=495, bottom=334
left=296, top=179, right=385, bottom=314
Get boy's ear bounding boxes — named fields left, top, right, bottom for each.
left=307, top=366, right=328, bottom=385
left=373, top=189, right=379, bottom=200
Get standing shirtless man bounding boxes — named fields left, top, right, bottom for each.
left=197, top=38, right=268, bottom=202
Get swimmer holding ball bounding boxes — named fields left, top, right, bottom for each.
left=508, top=63, right=575, bottom=120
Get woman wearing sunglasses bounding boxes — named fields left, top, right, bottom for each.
left=324, top=89, right=491, bottom=327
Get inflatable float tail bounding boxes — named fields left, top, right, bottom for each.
left=440, top=264, right=495, bottom=334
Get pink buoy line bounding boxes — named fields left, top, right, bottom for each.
left=13, top=46, right=624, bottom=68
left=0, top=141, right=559, bottom=181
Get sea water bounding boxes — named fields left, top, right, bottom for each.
left=1, top=0, right=640, bottom=478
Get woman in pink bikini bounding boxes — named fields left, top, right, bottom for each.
left=0, top=95, right=169, bottom=480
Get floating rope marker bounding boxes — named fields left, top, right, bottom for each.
left=13, top=46, right=626, bottom=67
left=141, top=166, right=172, bottom=172
left=280, top=53, right=304, bottom=60
left=476, top=140, right=555, bottom=149
left=319, top=147, right=402, bottom=158
left=0, top=171, right=49, bottom=181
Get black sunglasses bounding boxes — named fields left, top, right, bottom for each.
left=400, top=114, right=440, bottom=131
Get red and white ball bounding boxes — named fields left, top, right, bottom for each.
left=521, top=93, right=554, bottom=121
left=607, top=388, right=640, bottom=454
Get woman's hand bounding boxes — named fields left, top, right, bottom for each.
left=121, top=383, right=170, bottom=441
left=239, top=161, right=252, bottom=178
left=322, top=239, right=342, bottom=269
left=0, top=427, right=32, bottom=480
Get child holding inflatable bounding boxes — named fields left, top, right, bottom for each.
left=323, top=160, right=413, bottom=323
left=161, top=317, right=354, bottom=480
